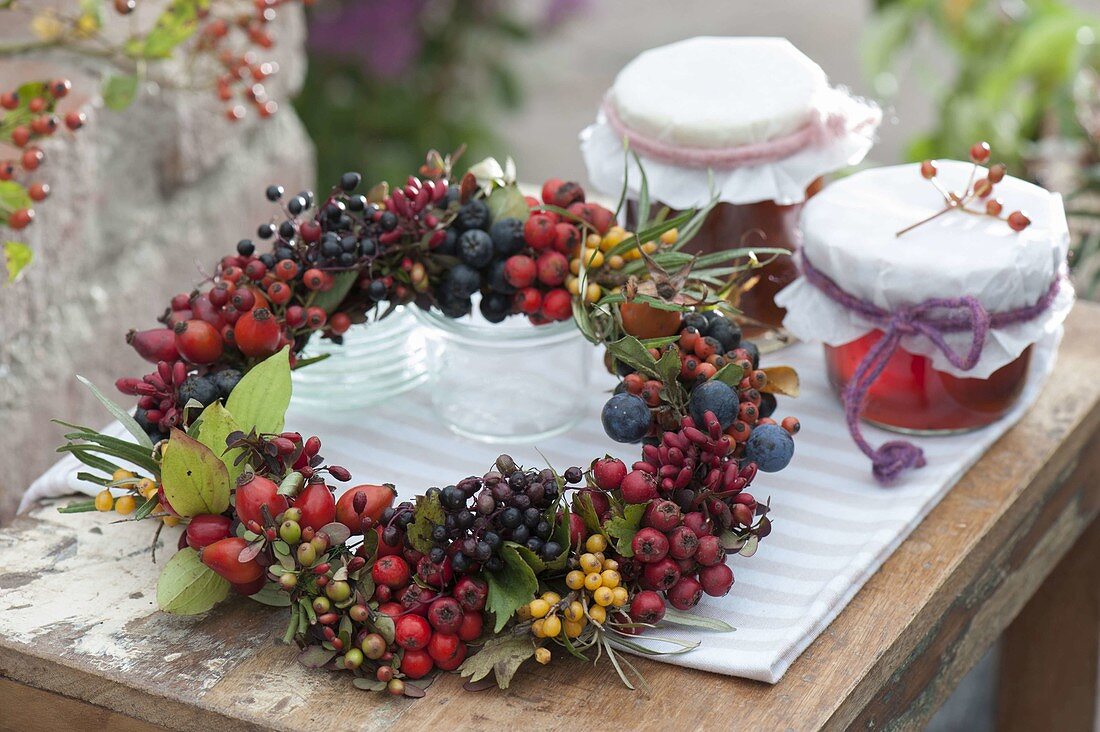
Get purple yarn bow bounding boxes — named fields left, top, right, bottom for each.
left=800, top=256, right=1061, bottom=484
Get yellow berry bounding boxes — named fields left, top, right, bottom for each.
left=541, top=591, right=561, bottom=606
left=566, top=275, right=581, bottom=295
left=602, top=558, right=619, bottom=572
left=517, top=603, right=534, bottom=620
left=94, top=490, right=114, bottom=512
left=569, top=258, right=581, bottom=276
left=529, top=599, right=551, bottom=619
left=660, top=227, right=679, bottom=245
left=611, top=587, right=629, bottom=607
left=584, top=283, right=602, bottom=303
left=535, top=647, right=551, bottom=665
left=541, top=615, right=562, bottom=638
left=642, top=241, right=658, bottom=254
left=584, top=250, right=604, bottom=268
left=565, top=601, right=584, bottom=622
left=564, top=619, right=585, bottom=638
left=531, top=618, right=546, bottom=638
left=112, top=469, right=136, bottom=483
left=608, top=255, right=624, bottom=270
left=565, top=570, right=586, bottom=590
left=588, top=604, right=607, bottom=624
left=586, top=233, right=602, bottom=249
left=623, top=246, right=641, bottom=261
left=137, top=478, right=158, bottom=500
left=114, top=495, right=137, bottom=516
left=584, top=572, right=603, bottom=591
left=600, top=228, right=625, bottom=250
left=593, top=586, right=614, bottom=607
left=600, top=570, right=621, bottom=589
left=585, top=534, right=607, bottom=553
left=579, top=553, right=601, bottom=573
left=162, top=515, right=180, bottom=527
left=594, top=552, right=606, bottom=563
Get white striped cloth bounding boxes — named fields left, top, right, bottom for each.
left=22, top=329, right=1061, bottom=683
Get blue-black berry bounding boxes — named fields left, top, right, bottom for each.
left=458, top=229, right=493, bottom=268
left=489, top=217, right=526, bottom=258
left=744, top=423, right=795, bottom=472
left=456, top=200, right=490, bottom=231
left=688, top=379, right=738, bottom=428
left=601, top=393, right=651, bottom=443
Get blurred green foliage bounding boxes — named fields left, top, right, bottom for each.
left=294, top=0, right=538, bottom=187
left=862, top=0, right=1099, bottom=172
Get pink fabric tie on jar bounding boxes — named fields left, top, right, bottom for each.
left=800, top=256, right=1062, bottom=484
left=600, top=99, right=858, bottom=169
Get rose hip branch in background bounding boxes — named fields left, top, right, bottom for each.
left=0, top=0, right=307, bottom=282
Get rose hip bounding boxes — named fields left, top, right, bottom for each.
left=628, top=589, right=666, bottom=625
left=591, top=457, right=627, bottom=491
left=642, top=557, right=680, bottom=591
left=372, top=555, right=411, bottom=589
left=620, top=470, right=659, bottom=504
left=632, top=527, right=669, bottom=563
left=694, top=534, right=724, bottom=566
left=454, top=576, right=488, bottom=612
left=457, top=611, right=483, bottom=642
left=666, top=575, right=704, bottom=611
left=643, top=500, right=681, bottom=533
left=667, top=525, right=699, bottom=560
left=427, top=596, right=464, bottom=634
left=698, top=563, right=735, bottom=597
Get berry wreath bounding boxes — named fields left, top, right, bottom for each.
left=55, top=150, right=802, bottom=694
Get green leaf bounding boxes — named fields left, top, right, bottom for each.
left=353, top=678, right=387, bottom=692
left=655, top=347, right=682, bottom=387
left=606, top=336, right=660, bottom=378
left=3, top=241, right=32, bottom=283
left=405, top=492, right=445, bottom=554
left=660, top=607, right=736, bottom=632
left=194, top=401, right=246, bottom=481
left=487, top=184, right=529, bottom=222
left=156, top=547, right=230, bottom=615
left=102, top=74, right=138, bottom=111
left=485, top=544, right=538, bottom=633
left=371, top=612, right=395, bottom=645
left=712, top=362, right=745, bottom=389
left=160, top=428, right=231, bottom=517
left=604, top=503, right=646, bottom=558
left=572, top=491, right=602, bottom=535
left=457, top=633, right=535, bottom=689
left=127, top=0, right=208, bottom=59
left=510, top=541, right=545, bottom=574
left=0, top=181, right=32, bottom=212
left=226, top=347, right=291, bottom=435
left=308, top=270, right=357, bottom=314
left=248, top=583, right=292, bottom=607
left=76, top=374, right=154, bottom=449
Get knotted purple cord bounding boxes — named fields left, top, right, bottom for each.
left=800, top=256, right=1062, bottom=484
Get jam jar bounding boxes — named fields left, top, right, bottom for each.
left=581, top=36, right=880, bottom=334
left=777, top=159, right=1074, bottom=434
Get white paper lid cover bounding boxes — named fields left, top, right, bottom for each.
left=580, top=36, right=880, bottom=207
left=777, top=160, right=1075, bottom=378
left=607, top=36, right=826, bottom=148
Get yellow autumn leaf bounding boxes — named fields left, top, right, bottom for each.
left=761, top=365, right=800, bottom=397
left=30, top=11, right=65, bottom=42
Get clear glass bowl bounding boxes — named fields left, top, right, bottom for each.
left=291, top=306, right=428, bottom=411
left=411, top=303, right=591, bottom=443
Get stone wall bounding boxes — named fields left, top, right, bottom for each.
left=0, top=8, right=315, bottom=523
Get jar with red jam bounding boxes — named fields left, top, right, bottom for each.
left=581, top=36, right=880, bottom=335
left=777, top=159, right=1075, bottom=436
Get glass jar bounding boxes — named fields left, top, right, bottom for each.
left=825, top=331, right=1033, bottom=434
left=291, top=306, right=428, bottom=410
left=626, top=177, right=823, bottom=336
left=411, top=304, right=591, bottom=443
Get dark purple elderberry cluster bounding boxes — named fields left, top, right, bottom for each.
left=433, top=192, right=525, bottom=324
left=377, top=456, right=583, bottom=576
left=256, top=173, right=382, bottom=273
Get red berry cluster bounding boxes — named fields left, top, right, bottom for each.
left=901, top=141, right=1032, bottom=237
left=193, top=0, right=309, bottom=121
left=0, top=79, right=83, bottom=231
left=581, top=412, right=771, bottom=617
left=503, top=179, right=616, bottom=324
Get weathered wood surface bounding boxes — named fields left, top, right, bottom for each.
left=2, top=302, right=1099, bottom=732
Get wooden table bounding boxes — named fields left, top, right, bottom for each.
left=2, top=303, right=1099, bottom=732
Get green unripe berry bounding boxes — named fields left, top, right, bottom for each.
left=349, top=604, right=369, bottom=623
left=283, top=507, right=303, bottom=523
left=361, top=632, right=386, bottom=660
left=279, top=572, right=298, bottom=590
left=279, top=520, right=301, bottom=544
left=310, top=534, right=330, bottom=554
left=312, top=596, right=331, bottom=614
left=325, top=580, right=351, bottom=602
left=297, top=542, right=317, bottom=567
left=343, top=648, right=364, bottom=669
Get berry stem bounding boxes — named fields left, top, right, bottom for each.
left=895, top=201, right=958, bottom=238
